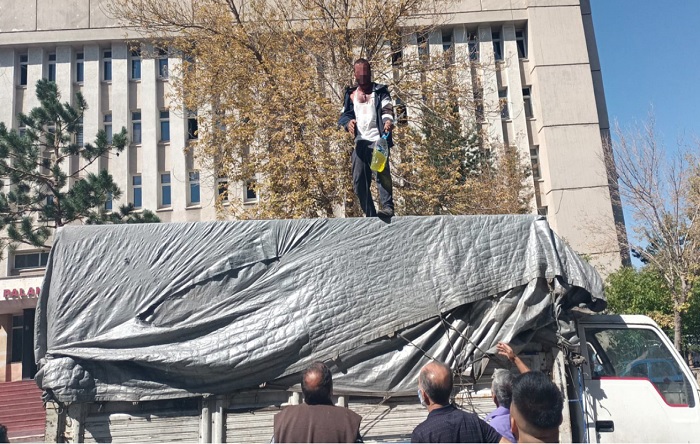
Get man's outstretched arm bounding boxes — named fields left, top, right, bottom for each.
left=497, top=342, right=531, bottom=374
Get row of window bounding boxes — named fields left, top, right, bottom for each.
left=130, top=49, right=170, bottom=81
left=18, top=48, right=169, bottom=87
left=497, top=87, right=534, bottom=120
left=18, top=109, right=197, bottom=146
left=126, top=172, right=257, bottom=209
left=127, top=110, right=197, bottom=144
left=490, top=30, right=527, bottom=61
left=22, top=27, right=525, bottom=87
left=5, top=169, right=252, bottom=219
left=416, top=27, right=527, bottom=64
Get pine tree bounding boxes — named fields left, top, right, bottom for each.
left=0, top=79, right=158, bottom=254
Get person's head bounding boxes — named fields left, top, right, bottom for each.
left=353, top=58, right=372, bottom=88
left=492, top=368, right=513, bottom=409
left=510, top=371, right=563, bottom=443
left=0, top=423, right=8, bottom=443
left=301, top=362, right=333, bottom=405
left=417, top=361, right=453, bottom=410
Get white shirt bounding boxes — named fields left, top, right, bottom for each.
left=353, top=89, right=380, bottom=143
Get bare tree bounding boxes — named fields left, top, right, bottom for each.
left=607, top=114, right=700, bottom=350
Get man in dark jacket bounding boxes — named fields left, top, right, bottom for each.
left=412, top=361, right=508, bottom=443
left=338, top=58, right=395, bottom=218
left=273, top=362, right=362, bottom=443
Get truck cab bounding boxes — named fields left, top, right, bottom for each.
left=578, top=315, right=700, bottom=443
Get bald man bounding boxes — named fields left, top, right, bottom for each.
left=273, top=362, right=362, bottom=443
left=412, top=361, right=508, bottom=443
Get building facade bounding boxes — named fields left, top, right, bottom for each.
left=0, top=0, right=625, bottom=381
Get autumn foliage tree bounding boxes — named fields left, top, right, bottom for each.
left=109, top=0, right=531, bottom=218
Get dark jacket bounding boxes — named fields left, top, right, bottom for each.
left=338, top=83, right=395, bottom=148
left=411, top=404, right=502, bottom=443
left=273, top=403, right=363, bottom=443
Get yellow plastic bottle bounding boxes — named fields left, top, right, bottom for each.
left=370, top=134, right=389, bottom=173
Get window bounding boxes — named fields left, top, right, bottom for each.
left=442, top=29, right=453, bottom=53
left=183, top=52, right=195, bottom=71
left=217, top=177, right=229, bottom=202
left=132, top=111, right=142, bottom=144
left=160, top=110, right=170, bottom=142
left=18, top=125, right=26, bottom=138
left=474, top=89, right=484, bottom=122
left=104, top=113, right=113, bottom=144
left=530, top=146, right=540, bottom=180
left=103, top=50, right=112, bottom=81
left=160, top=173, right=171, bottom=207
left=19, top=54, right=28, bottom=86
left=76, top=116, right=84, bottom=147
left=76, top=52, right=84, bottom=83
left=417, top=34, right=429, bottom=62
left=105, top=192, right=113, bottom=211
left=130, top=49, right=141, bottom=80
left=14, top=252, right=50, bottom=270
left=585, top=327, right=696, bottom=407
left=48, top=53, right=56, bottom=82
left=492, top=31, right=503, bottom=61
left=537, top=206, right=548, bottom=217
left=523, top=87, right=533, bottom=118
left=391, top=39, right=403, bottom=67
left=468, top=32, right=479, bottom=61
left=11, top=316, right=23, bottom=363
left=516, top=29, right=527, bottom=59
left=189, top=171, right=200, bottom=205
left=395, top=99, right=407, bottom=127
left=158, top=48, right=169, bottom=79
left=499, top=89, right=509, bottom=119
left=187, top=113, right=198, bottom=140
left=132, top=175, right=142, bottom=208
left=245, top=179, right=258, bottom=202
left=442, top=29, right=454, bottom=65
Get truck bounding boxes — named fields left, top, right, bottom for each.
left=34, top=215, right=700, bottom=442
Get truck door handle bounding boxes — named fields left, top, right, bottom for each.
left=596, top=420, right=614, bottom=433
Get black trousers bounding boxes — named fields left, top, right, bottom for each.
left=352, top=139, right=394, bottom=217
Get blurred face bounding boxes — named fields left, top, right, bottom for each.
left=354, top=63, right=371, bottom=88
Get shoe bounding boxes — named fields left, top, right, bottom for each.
left=377, top=207, right=394, bottom=218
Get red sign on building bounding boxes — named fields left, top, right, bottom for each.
left=2, top=287, right=41, bottom=300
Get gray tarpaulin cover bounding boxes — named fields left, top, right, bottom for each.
left=35, top=215, right=605, bottom=403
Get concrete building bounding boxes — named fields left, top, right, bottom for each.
left=0, top=0, right=626, bottom=381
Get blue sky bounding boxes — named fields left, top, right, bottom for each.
left=590, top=0, right=700, bottom=142
left=589, top=1, right=699, bottom=266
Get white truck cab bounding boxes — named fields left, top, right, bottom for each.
left=578, top=315, right=700, bottom=443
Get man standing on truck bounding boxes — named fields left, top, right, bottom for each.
left=273, top=362, right=362, bottom=443
left=510, top=371, right=563, bottom=443
left=411, top=361, right=507, bottom=443
left=338, top=58, right=395, bottom=218
left=485, top=343, right=531, bottom=442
